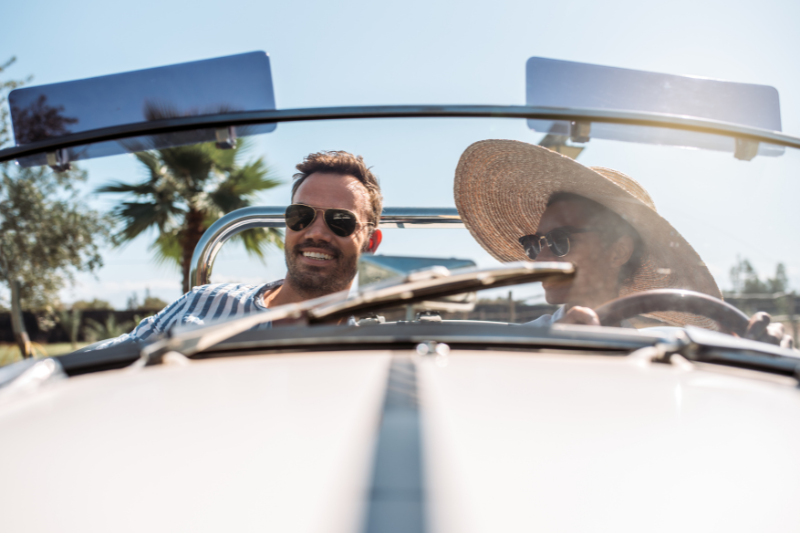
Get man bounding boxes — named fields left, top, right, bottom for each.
left=454, top=139, right=792, bottom=347
left=95, top=150, right=383, bottom=349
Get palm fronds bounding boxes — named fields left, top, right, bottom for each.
left=96, top=140, right=284, bottom=290
left=83, top=315, right=134, bottom=343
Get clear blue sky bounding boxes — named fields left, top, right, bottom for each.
left=3, top=0, right=799, bottom=307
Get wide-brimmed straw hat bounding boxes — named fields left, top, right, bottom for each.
left=454, top=139, right=721, bottom=327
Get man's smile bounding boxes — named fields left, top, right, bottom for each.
left=302, top=250, right=334, bottom=261
left=295, top=241, right=341, bottom=266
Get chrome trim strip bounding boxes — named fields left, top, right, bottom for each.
left=2, top=105, right=800, bottom=163
left=194, top=329, right=655, bottom=355
left=362, top=356, right=426, bottom=533
left=188, top=206, right=464, bottom=291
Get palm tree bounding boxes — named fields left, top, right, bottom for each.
left=83, top=314, right=134, bottom=343
left=58, top=307, right=82, bottom=349
left=97, top=140, right=283, bottom=291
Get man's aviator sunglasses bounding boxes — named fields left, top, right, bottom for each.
left=518, top=227, right=594, bottom=260
left=285, top=204, right=372, bottom=238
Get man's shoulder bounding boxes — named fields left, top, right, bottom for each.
left=170, top=280, right=284, bottom=312
left=90, top=280, right=285, bottom=351
left=163, top=279, right=284, bottom=321
left=187, top=280, right=283, bottom=297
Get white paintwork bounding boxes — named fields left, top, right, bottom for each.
left=0, top=353, right=391, bottom=533
left=2, top=348, right=799, bottom=532
left=419, top=352, right=800, bottom=533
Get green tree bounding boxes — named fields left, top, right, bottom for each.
left=125, top=288, right=168, bottom=311
left=0, top=166, right=108, bottom=310
left=142, top=294, right=168, bottom=310
left=0, top=57, right=110, bottom=358
left=767, top=263, right=789, bottom=294
left=72, top=298, right=113, bottom=310
left=730, top=257, right=789, bottom=295
left=97, top=140, right=283, bottom=292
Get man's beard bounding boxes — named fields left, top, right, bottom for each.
left=285, top=238, right=360, bottom=299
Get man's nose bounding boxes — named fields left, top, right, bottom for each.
left=303, top=211, right=334, bottom=240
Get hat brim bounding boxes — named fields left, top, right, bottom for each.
left=453, top=139, right=721, bottom=327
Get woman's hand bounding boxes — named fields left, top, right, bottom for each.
left=557, top=306, right=600, bottom=326
left=557, top=307, right=795, bottom=350
left=745, top=312, right=794, bottom=349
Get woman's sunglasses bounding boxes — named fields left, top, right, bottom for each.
left=285, top=203, right=371, bottom=238
left=518, top=227, right=594, bottom=260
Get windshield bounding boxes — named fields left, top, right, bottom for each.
left=1, top=55, right=799, bottom=361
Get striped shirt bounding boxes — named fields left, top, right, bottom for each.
left=94, top=280, right=284, bottom=350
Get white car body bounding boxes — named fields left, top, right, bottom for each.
left=2, top=343, right=798, bottom=532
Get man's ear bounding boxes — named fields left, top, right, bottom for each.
left=364, top=229, right=382, bottom=254
left=609, top=235, right=634, bottom=267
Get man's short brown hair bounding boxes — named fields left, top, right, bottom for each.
left=292, top=151, right=383, bottom=230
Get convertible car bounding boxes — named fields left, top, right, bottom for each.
left=1, top=53, right=799, bottom=532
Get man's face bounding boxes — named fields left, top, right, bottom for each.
left=285, top=172, right=373, bottom=298
left=534, top=199, right=622, bottom=307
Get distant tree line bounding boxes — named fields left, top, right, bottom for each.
left=729, top=257, right=789, bottom=295
left=0, top=309, right=158, bottom=347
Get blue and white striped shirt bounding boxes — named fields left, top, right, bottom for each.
left=95, top=280, right=284, bottom=350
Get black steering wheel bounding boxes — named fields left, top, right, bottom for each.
left=594, top=289, right=750, bottom=336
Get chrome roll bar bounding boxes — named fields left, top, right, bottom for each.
left=188, top=206, right=464, bottom=292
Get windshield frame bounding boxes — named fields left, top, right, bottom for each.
left=2, top=104, right=800, bottom=164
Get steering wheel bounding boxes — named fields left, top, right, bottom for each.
left=594, top=289, right=750, bottom=336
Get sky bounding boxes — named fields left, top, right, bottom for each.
left=2, top=0, right=800, bottom=308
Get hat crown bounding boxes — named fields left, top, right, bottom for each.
left=589, top=166, right=657, bottom=212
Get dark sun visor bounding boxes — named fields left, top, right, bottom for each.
left=8, top=51, right=276, bottom=168
left=526, top=57, right=784, bottom=160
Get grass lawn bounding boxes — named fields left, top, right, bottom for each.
left=0, top=342, right=91, bottom=367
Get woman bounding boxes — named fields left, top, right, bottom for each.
left=454, top=139, right=791, bottom=346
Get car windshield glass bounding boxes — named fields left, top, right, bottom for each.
left=2, top=57, right=799, bottom=361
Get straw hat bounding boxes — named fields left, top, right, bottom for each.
left=453, top=139, right=722, bottom=327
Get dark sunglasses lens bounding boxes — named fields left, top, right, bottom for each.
left=285, top=205, right=316, bottom=231
left=324, top=209, right=358, bottom=237
left=548, top=229, right=571, bottom=257
left=518, top=235, right=541, bottom=260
